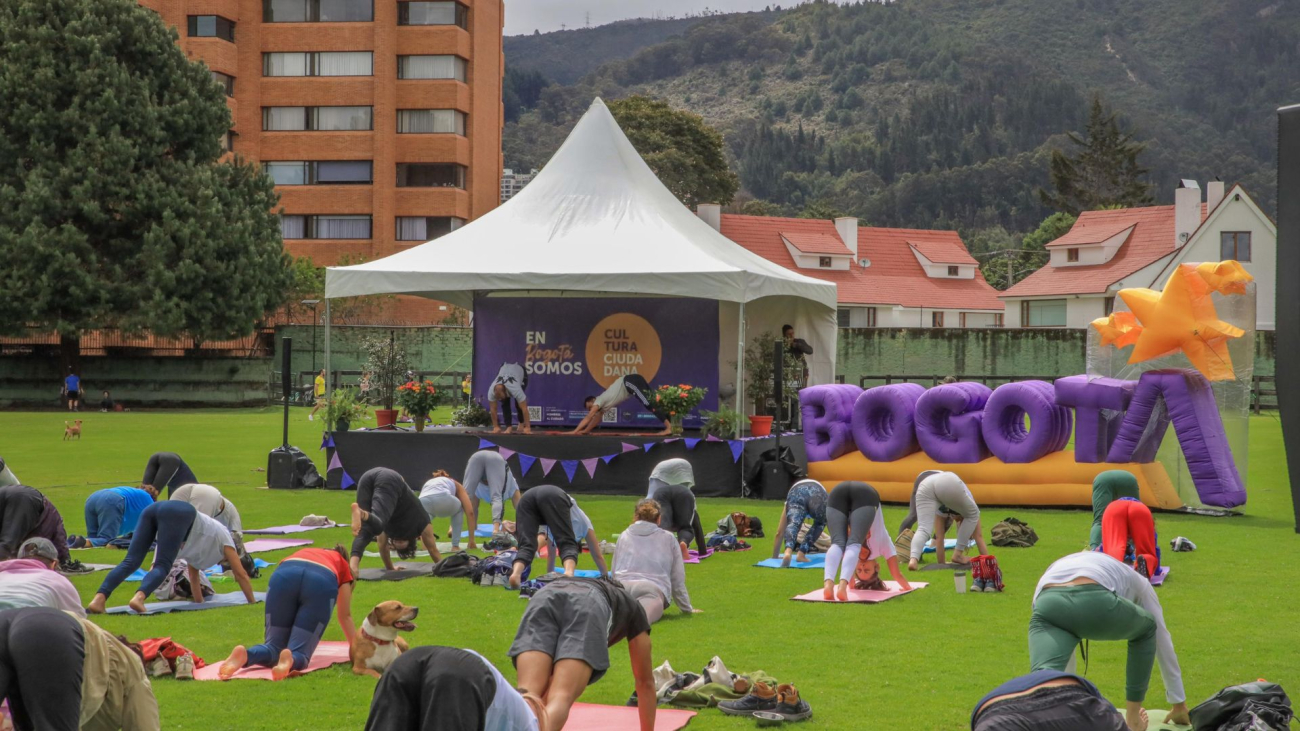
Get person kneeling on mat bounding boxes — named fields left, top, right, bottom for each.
left=1030, top=551, right=1188, bottom=731
left=901, top=470, right=990, bottom=571
left=350, top=468, right=442, bottom=574
left=508, top=485, right=582, bottom=589
left=140, top=451, right=198, bottom=497
left=365, top=646, right=547, bottom=730
left=510, top=574, right=656, bottom=731
left=219, top=545, right=356, bottom=681
left=87, top=500, right=255, bottom=614
left=465, top=450, right=522, bottom=536
left=538, top=496, right=609, bottom=577
left=646, top=458, right=706, bottom=561
left=573, top=374, right=671, bottom=436
left=823, top=481, right=910, bottom=600
left=0, top=538, right=84, bottom=615
left=0, top=485, right=77, bottom=572
left=612, top=499, right=699, bottom=624
left=418, top=470, right=478, bottom=552
left=77, top=485, right=157, bottom=548
left=771, top=479, right=828, bottom=567
left=1101, top=498, right=1161, bottom=579
left=972, top=670, right=1127, bottom=731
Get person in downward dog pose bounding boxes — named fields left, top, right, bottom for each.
left=770, top=479, right=829, bottom=567
left=508, top=485, right=581, bottom=589
left=349, top=467, right=442, bottom=574
left=364, top=645, right=547, bottom=730
left=573, top=374, right=672, bottom=436
left=1101, top=498, right=1161, bottom=579
left=539, top=496, right=608, bottom=577
left=77, top=485, right=157, bottom=547
left=611, top=499, right=698, bottom=624
left=822, top=481, right=910, bottom=600
left=465, top=450, right=522, bottom=535
left=170, top=483, right=245, bottom=556
left=972, top=670, right=1127, bottom=731
left=140, top=451, right=198, bottom=497
left=645, top=458, right=705, bottom=560
left=418, top=470, right=477, bottom=552
left=901, top=470, right=989, bottom=570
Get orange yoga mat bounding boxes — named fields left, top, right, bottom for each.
left=193, top=641, right=351, bottom=681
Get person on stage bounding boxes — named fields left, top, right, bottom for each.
left=573, top=374, right=671, bottom=436
left=488, top=362, right=531, bottom=434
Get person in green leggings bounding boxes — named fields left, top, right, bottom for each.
left=1089, top=471, right=1140, bottom=550
left=1030, top=552, right=1188, bottom=731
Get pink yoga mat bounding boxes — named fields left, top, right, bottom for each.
left=565, top=703, right=695, bottom=731
left=243, top=538, right=313, bottom=554
left=244, top=522, right=337, bottom=535
left=194, top=642, right=351, bottom=681
left=792, top=581, right=928, bottom=604
left=684, top=549, right=711, bottom=564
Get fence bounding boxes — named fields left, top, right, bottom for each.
left=0, top=328, right=275, bottom=358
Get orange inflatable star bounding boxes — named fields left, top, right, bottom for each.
left=1119, top=264, right=1245, bottom=381
left=1091, top=311, right=1143, bottom=348
left=1195, top=260, right=1253, bottom=295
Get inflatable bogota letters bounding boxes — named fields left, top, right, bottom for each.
left=802, top=260, right=1256, bottom=512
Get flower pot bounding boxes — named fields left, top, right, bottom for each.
left=375, top=409, right=398, bottom=428
left=748, top=415, right=774, bottom=437
left=334, top=419, right=350, bottom=433
left=669, top=415, right=684, bottom=437
left=414, top=414, right=428, bottom=433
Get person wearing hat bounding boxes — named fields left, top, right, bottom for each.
left=0, top=538, right=84, bottom=615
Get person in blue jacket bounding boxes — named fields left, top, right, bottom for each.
left=63, top=368, right=82, bottom=412
left=72, top=487, right=158, bottom=547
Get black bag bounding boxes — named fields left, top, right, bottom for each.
left=1221, top=699, right=1293, bottom=731
left=293, top=447, right=324, bottom=489
left=1191, top=682, right=1292, bottom=730
left=431, top=552, right=479, bottom=578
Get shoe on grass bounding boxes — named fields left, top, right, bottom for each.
left=775, top=683, right=812, bottom=721
left=718, top=680, right=778, bottom=716
left=147, top=655, right=172, bottom=678
left=174, top=654, right=194, bottom=680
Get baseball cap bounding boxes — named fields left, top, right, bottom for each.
left=18, top=537, right=58, bottom=563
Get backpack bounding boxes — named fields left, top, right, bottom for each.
left=1191, top=682, right=1293, bottom=731
left=851, top=552, right=885, bottom=591
left=893, top=528, right=915, bottom=557
left=432, top=552, right=479, bottom=578
left=991, top=517, right=1039, bottom=547
left=291, top=447, right=324, bottom=489
left=154, top=561, right=215, bottom=601
left=970, top=554, right=1004, bottom=592
left=471, top=550, right=528, bottom=585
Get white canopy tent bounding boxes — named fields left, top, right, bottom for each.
left=324, top=98, right=838, bottom=419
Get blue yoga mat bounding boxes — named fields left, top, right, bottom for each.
left=755, top=554, right=826, bottom=569
left=125, top=558, right=273, bottom=582
left=923, top=539, right=971, bottom=554
left=460, top=524, right=496, bottom=538
left=105, top=591, right=266, bottom=615
left=572, top=569, right=603, bottom=578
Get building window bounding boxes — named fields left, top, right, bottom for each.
left=932, top=311, right=944, bottom=328
left=397, top=109, right=466, bottom=135
left=262, top=106, right=373, bottom=131
left=397, top=55, right=467, bottom=81
left=187, top=15, right=235, bottom=41
left=1104, top=296, right=1115, bottom=315
left=1020, top=299, right=1067, bottom=327
left=263, top=0, right=373, bottom=22
left=210, top=71, right=235, bottom=96
left=280, top=214, right=372, bottom=240
left=396, top=216, right=465, bottom=241
left=948, top=265, right=959, bottom=276
left=819, top=256, right=833, bottom=268
left=866, top=307, right=877, bottom=327
left=993, top=313, right=1004, bottom=328
left=264, top=161, right=373, bottom=185
left=398, top=1, right=467, bottom=27
left=1221, top=232, right=1252, bottom=262
left=836, top=308, right=851, bottom=328
left=263, top=52, right=373, bottom=77
left=219, top=130, right=235, bottom=152
left=396, top=163, right=466, bottom=188
left=1067, top=247, right=1079, bottom=262
left=959, top=312, right=967, bottom=328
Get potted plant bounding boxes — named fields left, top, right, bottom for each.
left=743, top=331, right=803, bottom=437
left=652, top=384, right=708, bottom=437
left=451, top=399, right=492, bottom=428
left=360, top=332, right=411, bottom=428
left=396, top=380, right=441, bottom=432
left=700, top=404, right=741, bottom=440
left=323, top=388, right=369, bottom=432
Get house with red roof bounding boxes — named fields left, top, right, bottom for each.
left=696, top=205, right=1005, bottom=328
left=1000, top=181, right=1275, bottom=329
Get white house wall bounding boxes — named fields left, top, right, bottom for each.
left=1158, top=200, right=1276, bottom=329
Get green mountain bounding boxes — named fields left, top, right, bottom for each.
left=504, top=0, right=1299, bottom=247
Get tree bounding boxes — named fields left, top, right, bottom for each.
left=607, top=96, right=739, bottom=208
left=1039, top=96, right=1153, bottom=215
left=0, top=0, right=289, bottom=363
left=972, top=212, right=1075, bottom=290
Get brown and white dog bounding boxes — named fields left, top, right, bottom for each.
left=350, top=600, right=418, bottom=678
left=63, top=420, right=82, bottom=441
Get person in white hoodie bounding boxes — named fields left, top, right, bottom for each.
left=611, top=499, right=700, bottom=624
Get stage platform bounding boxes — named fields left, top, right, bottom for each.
left=326, top=428, right=806, bottom=498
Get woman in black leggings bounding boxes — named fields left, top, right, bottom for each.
left=509, top=485, right=579, bottom=589
left=365, top=646, right=546, bottom=730
left=824, top=481, right=910, bottom=601
left=648, top=483, right=703, bottom=561
left=349, top=467, right=442, bottom=574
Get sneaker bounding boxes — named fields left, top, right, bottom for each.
left=174, top=654, right=194, bottom=680
left=58, top=559, right=87, bottom=574
left=718, top=681, right=778, bottom=716
left=147, top=655, right=172, bottom=678
left=774, top=683, right=812, bottom=721
left=971, top=578, right=987, bottom=592
left=1133, top=555, right=1151, bottom=580
left=308, top=414, right=314, bottom=421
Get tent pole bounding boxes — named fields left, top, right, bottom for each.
left=324, top=299, right=332, bottom=391
left=735, top=302, right=745, bottom=438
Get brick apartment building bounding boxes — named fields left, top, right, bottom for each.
left=140, top=0, right=504, bottom=271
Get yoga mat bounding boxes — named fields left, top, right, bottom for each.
left=792, top=581, right=927, bottom=604
left=565, top=703, right=695, bottom=731
left=125, top=558, right=274, bottom=583
left=105, top=591, right=266, bottom=615
left=919, top=563, right=968, bottom=572
left=244, top=522, right=338, bottom=535
left=1150, top=566, right=1171, bottom=586
left=684, top=549, right=713, bottom=564
left=61, top=563, right=114, bottom=574
left=244, top=538, right=313, bottom=554
left=460, top=524, right=496, bottom=538
left=357, top=562, right=435, bottom=581
left=921, top=538, right=973, bottom=554
left=1115, top=709, right=1188, bottom=731
left=755, top=554, right=826, bottom=569
left=572, top=569, right=602, bottom=578
left=194, top=642, right=351, bottom=681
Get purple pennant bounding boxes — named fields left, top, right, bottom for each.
left=540, top=458, right=557, bottom=476
left=327, top=452, right=343, bottom=471
left=499, top=447, right=516, bottom=460
left=601, top=454, right=618, bottom=465
left=582, top=458, right=600, bottom=478
left=728, top=440, right=744, bottom=462
left=340, top=470, right=355, bottom=489
left=320, top=433, right=335, bottom=451
left=642, top=443, right=655, bottom=453
left=705, top=434, right=722, bottom=442
left=478, top=438, right=496, bottom=450
left=621, top=442, right=639, bottom=453
left=561, top=460, right=578, bottom=482
left=664, top=438, right=681, bottom=443
left=685, top=438, right=701, bottom=450
left=517, top=454, right=537, bottom=475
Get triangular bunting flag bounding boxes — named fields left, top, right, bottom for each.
left=601, top=454, right=618, bottom=464
left=320, top=433, right=335, bottom=450
left=518, top=454, right=537, bottom=475
left=705, top=434, right=722, bottom=442
left=327, top=452, right=343, bottom=471
left=540, top=458, right=557, bottom=476
left=685, top=438, right=701, bottom=450
left=582, top=458, right=600, bottom=478
left=340, top=470, right=356, bottom=489
left=499, top=447, right=516, bottom=460
left=664, top=438, right=681, bottom=443
left=729, top=440, right=744, bottom=462
left=621, top=442, right=639, bottom=453
left=642, top=443, right=655, bottom=453
left=478, top=438, right=496, bottom=450
left=561, top=460, right=578, bottom=482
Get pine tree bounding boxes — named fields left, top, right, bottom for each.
left=1039, top=95, right=1153, bottom=215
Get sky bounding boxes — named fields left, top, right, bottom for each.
left=503, top=0, right=804, bottom=35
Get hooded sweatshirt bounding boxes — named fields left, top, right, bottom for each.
left=612, top=521, right=693, bottom=612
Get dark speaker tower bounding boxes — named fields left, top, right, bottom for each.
left=267, top=337, right=299, bottom=489
left=1276, top=105, right=1300, bottom=532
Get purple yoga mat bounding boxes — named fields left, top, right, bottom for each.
left=243, top=538, right=312, bottom=554
left=1150, top=566, right=1171, bottom=586
left=244, top=522, right=338, bottom=535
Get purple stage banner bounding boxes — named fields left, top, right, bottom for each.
left=473, top=296, right=720, bottom=428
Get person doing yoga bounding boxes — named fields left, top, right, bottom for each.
left=140, top=451, right=198, bottom=496
left=219, top=545, right=357, bottom=681
left=0, top=485, right=72, bottom=567
left=972, top=670, right=1127, bottom=731
left=901, top=470, right=989, bottom=570
left=465, top=450, right=522, bottom=535
left=0, top=607, right=160, bottom=731
left=170, top=483, right=245, bottom=556
left=365, top=646, right=546, bottom=731
left=507, top=485, right=582, bottom=589
left=1102, top=498, right=1160, bottom=579
left=1089, top=470, right=1141, bottom=550
left=509, top=575, right=656, bottom=731
left=822, top=481, right=910, bottom=600
left=612, top=499, right=698, bottom=624
left=0, top=457, right=19, bottom=489
left=646, top=458, right=706, bottom=560
left=78, top=486, right=156, bottom=547
left=350, top=467, right=442, bottom=574
left=1030, top=551, right=1188, bottom=731
left=0, top=538, right=84, bottom=615
left=771, top=479, right=828, bottom=567
left=573, top=374, right=671, bottom=435
left=88, top=500, right=254, bottom=614
left=488, top=362, right=531, bottom=434
left=418, top=470, right=478, bottom=551
left=538, top=497, right=609, bottom=577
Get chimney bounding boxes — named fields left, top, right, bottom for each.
left=1206, top=178, right=1226, bottom=212
left=696, top=203, right=721, bottom=232
left=1174, top=180, right=1201, bottom=249
left=834, top=216, right=859, bottom=259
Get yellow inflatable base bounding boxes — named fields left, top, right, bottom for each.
left=807, top=451, right=1182, bottom=510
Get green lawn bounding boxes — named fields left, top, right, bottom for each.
left=1, top=408, right=1297, bottom=730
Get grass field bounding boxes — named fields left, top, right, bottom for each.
left=2, top=407, right=1297, bottom=730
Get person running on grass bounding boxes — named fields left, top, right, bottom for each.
left=822, top=481, right=910, bottom=600
left=417, top=470, right=478, bottom=552
left=573, top=374, right=672, bottom=435
left=349, top=467, right=442, bottom=574
left=308, top=369, right=327, bottom=421
left=219, top=545, right=356, bottom=681
left=611, top=499, right=699, bottom=624
left=901, top=470, right=990, bottom=570
left=365, top=646, right=546, bottom=730
left=770, top=479, right=828, bottom=567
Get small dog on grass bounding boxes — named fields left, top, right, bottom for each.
left=63, top=420, right=82, bottom=441
left=350, top=600, right=418, bottom=678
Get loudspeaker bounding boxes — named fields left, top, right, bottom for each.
left=268, top=337, right=297, bottom=489
left=772, top=339, right=785, bottom=427
left=1276, top=104, right=1300, bottom=532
